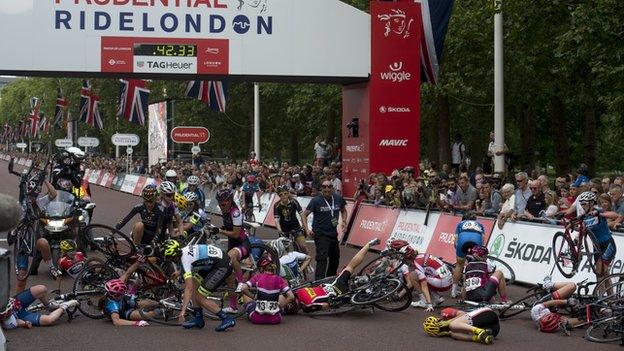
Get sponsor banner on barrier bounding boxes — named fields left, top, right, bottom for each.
left=111, top=173, right=126, bottom=191
left=105, top=173, right=115, bottom=188
left=134, top=177, right=147, bottom=196
left=262, top=195, right=281, bottom=228
left=99, top=172, right=110, bottom=187
left=346, top=203, right=399, bottom=250
left=388, top=210, right=440, bottom=254
left=487, top=221, right=624, bottom=285
left=83, top=169, right=92, bottom=182
left=120, top=174, right=139, bottom=193
left=25, top=159, right=32, bottom=167
left=206, top=190, right=221, bottom=215
left=253, top=193, right=275, bottom=225
left=426, top=214, right=495, bottom=260
left=96, top=171, right=106, bottom=185
left=89, top=170, right=101, bottom=184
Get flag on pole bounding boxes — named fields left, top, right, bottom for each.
left=79, top=80, right=104, bottom=130
left=185, top=80, right=227, bottom=112
left=117, top=79, right=150, bottom=126
left=54, top=88, right=68, bottom=129
left=415, top=0, right=454, bottom=84
left=38, top=113, right=50, bottom=135
left=29, top=97, right=42, bottom=138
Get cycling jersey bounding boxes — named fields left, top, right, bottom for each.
left=242, top=182, right=260, bottom=204
left=467, top=307, right=500, bottom=337
left=295, top=270, right=351, bottom=312
left=404, top=253, right=452, bottom=292
left=455, top=220, right=485, bottom=258
left=104, top=294, right=138, bottom=320
left=583, top=207, right=613, bottom=244
left=221, top=205, right=250, bottom=258
left=245, top=272, right=290, bottom=323
left=58, top=252, right=86, bottom=279
left=463, top=260, right=494, bottom=291
left=160, top=200, right=179, bottom=227
left=116, top=203, right=167, bottom=244
left=274, top=200, right=303, bottom=232
left=180, top=244, right=227, bottom=279
left=279, top=251, right=308, bottom=278
left=182, top=209, right=208, bottom=234
left=180, top=244, right=232, bottom=293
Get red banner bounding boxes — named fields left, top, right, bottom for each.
left=170, top=126, right=210, bottom=144
left=426, top=214, right=495, bottom=260
left=262, top=195, right=281, bottom=228
left=341, top=83, right=370, bottom=198
left=346, top=203, right=399, bottom=250
left=369, top=2, right=422, bottom=175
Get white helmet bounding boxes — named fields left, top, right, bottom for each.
left=184, top=192, right=198, bottom=203
left=66, top=146, right=85, bottom=159
left=165, top=169, right=177, bottom=178
left=578, top=191, right=597, bottom=204
left=187, top=175, right=200, bottom=186
left=269, top=239, right=285, bottom=257
left=159, top=181, right=176, bottom=194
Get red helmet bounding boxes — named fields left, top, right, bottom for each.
left=105, top=279, right=127, bottom=299
left=539, top=313, right=563, bottom=333
left=390, top=240, right=417, bottom=260
left=470, top=245, right=489, bottom=258
left=246, top=175, right=256, bottom=183
left=0, top=298, right=21, bottom=320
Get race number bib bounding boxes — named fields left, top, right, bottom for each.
left=436, top=265, right=451, bottom=279
left=464, top=277, right=482, bottom=292
left=207, top=245, right=223, bottom=259
left=255, top=300, right=280, bottom=315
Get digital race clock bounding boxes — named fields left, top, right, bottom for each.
left=133, top=44, right=197, bottom=57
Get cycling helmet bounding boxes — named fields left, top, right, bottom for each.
left=105, top=279, right=127, bottom=299
left=142, top=184, right=157, bottom=201
left=66, top=146, right=85, bottom=159
left=462, top=211, right=477, bottom=221
left=258, top=256, right=273, bottom=269
left=578, top=191, right=597, bottom=204
left=389, top=240, right=417, bottom=261
left=216, top=188, right=233, bottom=202
left=246, top=175, right=256, bottom=183
left=57, top=178, right=72, bottom=191
left=0, top=298, right=21, bottom=321
left=174, top=193, right=187, bottom=211
left=184, top=192, right=199, bottom=203
left=165, top=169, right=177, bottom=178
left=162, top=239, right=181, bottom=259
left=423, top=316, right=441, bottom=336
left=269, top=239, right=286, bottom=257
left=159, top=181, right=175, bottom=195
left=187, top=175, right=200, bottom=186
left=60, top=239, right=78, bottom=254
left=539, top=313, right=563, bottom=333
left=276, top=185, right=289, bottom=195
left=470, top=245, right=489, bottom=258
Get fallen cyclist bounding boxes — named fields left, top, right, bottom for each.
left=461, top=245, right=509, bottom=304
left=292, top=237, right=380, bottom=313
left=531, top=276, right=583, bottom=334
left=0, top=285, right=78, bottom=330
left=423, top=307, right=499, bottom=345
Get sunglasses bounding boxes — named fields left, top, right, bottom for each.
left=516, top=179, right=525, bottom=183
left=321, top=184, right=333, bottom=189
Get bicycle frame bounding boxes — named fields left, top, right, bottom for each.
left=563, top=218, right=586, bottom=260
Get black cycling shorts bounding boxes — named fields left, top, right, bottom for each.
left=470, top=309, right=500, bottom=336
left=194, top=255, right=233, bottom=292
left=465, top=281, right=498, bottom=303
left=140, top=228, right=157, bottom=245
left=331, top=270, right=351, bottom=295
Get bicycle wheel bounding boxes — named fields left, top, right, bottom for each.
left=585, top=316, right=624, bottom=343
left=486, top=255, right=516, bottom=285
left=594, top=273, right=624, bottom=302
left=12, top=222, right=37, bottom=279
left=584, top=229, right=601, bottom=276
left=358, top=252, right=406, bottom=278
left=139, top=300, right=192, bottom=326
left=73, top=263, right=119, bottom=319
left=84, top=224, right=136, bottom=259
left=552, top=231, right=577, bottom=278
left=498, top=291, right=544, bottom=319
left=372, top=283, right=412, bottom=312
left=351, top=277, right=402, bottom=305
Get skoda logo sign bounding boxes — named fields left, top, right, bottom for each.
left=379, top=106, right=387, bottom=113
left=233, top=15, right=251, bottom=34
left=490, top=234, right=505, bottom=257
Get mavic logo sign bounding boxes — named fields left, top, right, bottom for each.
left=379, top=139, right=408, bottom=147
left=379, top=61, right=411, bottom=82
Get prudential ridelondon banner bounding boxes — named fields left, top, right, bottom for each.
left=148, top=102, right=167, bottom=167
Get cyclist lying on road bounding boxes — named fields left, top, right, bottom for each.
left=162, top=239, right=236, bottom=332
left=57, top=239, right=86, bottom=279
left=462, top=245, right=508, bottom=303
left=531, top=276, right=582, bottom=334
left=240, top=256, right=295, bottom=325
left=99, top=261, right=157, bottom=327
left=0, top=285, right=78, bottom=330
left=423, top=307, right=499, bottom=345
left=293, top=237, right=380, bottom=312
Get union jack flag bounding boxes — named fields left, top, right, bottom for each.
left=54, top=87, right=68, bottom=129
left=79, top=80, right=104, bottom=130
left=29, top=97, right=41, bottom=138
left=415, top=0, right=454, bottom=84
left=117, top=79, right=150, bottom=126
left=185, top=80, right=227, bottom=112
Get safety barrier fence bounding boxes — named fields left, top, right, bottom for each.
left=3, top=154, right=624, bottom=286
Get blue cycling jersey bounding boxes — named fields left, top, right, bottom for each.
left=583, top=207, right=612, bottom=244
left=242, top=182, right=260, bottom=194
left=104, top=295, right=137, bottom=318
left=455, top=220, right=485, bottom=235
